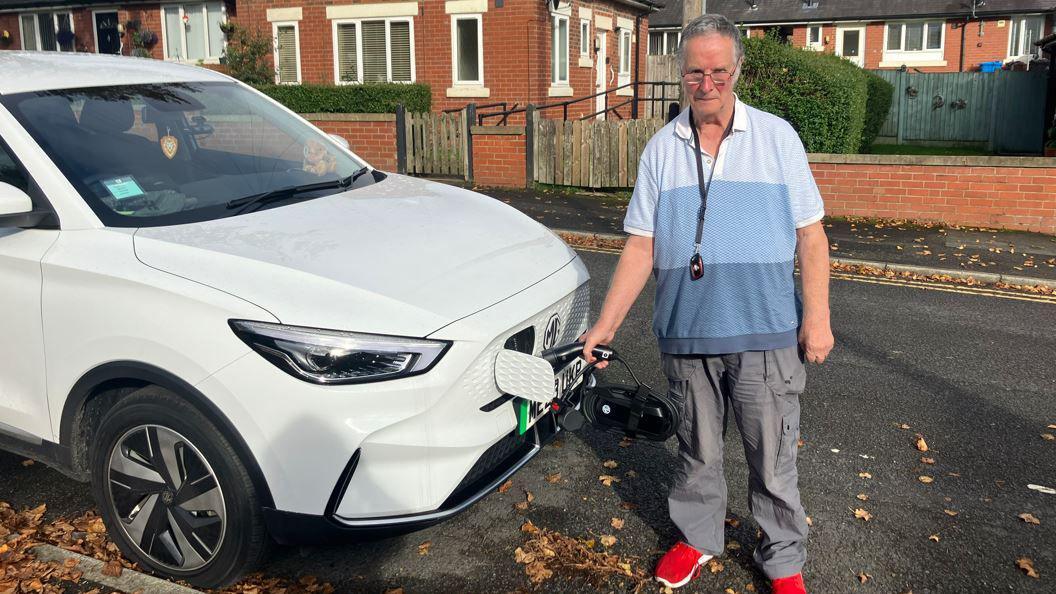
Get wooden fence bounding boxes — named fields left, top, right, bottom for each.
left=645, top=55, right=682, bottom=120
left=871, top=70, right=1046, bottom=154
left=532, top=118, right=665, bottom=188
left=404, top=111, right=466, bottom=177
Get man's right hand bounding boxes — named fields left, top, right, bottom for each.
left=579, top=323, right=616, bottom=369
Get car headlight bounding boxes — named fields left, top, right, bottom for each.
left=229, top=320, right=450, bottom=385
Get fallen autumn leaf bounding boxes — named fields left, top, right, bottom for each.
left=545, top=473, right=561, bottom=484
left=856, top=493, right=869, bottom=501
left=417, top=541, right=431, bottom=556
left=915, top=435, right=929, bottom=452
left=598, top=475, right=620, bottom=487
left=1016, top=557, right=1039, bottom=578
left=498, top=480, right=513, bottom=494
left=1018, top=513, right=1040, bottom=525
left=858, top=472, right=873, bottom=479
left=602, top=460, right=618, bottom=469
left=599, top=535, right=616, bottom=547
left=854, top=508, right=873, bottom=522
left=610, top=518, right=624, bottom=530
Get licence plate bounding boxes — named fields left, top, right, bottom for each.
left=517, top=357, right=585, bottom=435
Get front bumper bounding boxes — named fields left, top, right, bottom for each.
left=262, top=414, right=561, bottom=543
left=195, top=257, right=590, bottom=526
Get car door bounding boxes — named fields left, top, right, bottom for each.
left=0, top=137, right=57, bottom=442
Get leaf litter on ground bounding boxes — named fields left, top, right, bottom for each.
left=516, top=520, right=649, bottom=592
left=0, top=500, right=337, bottom=594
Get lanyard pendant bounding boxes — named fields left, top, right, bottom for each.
left=689, top=251, right=704, bottom=281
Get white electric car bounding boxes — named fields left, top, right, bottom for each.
left=0, top=52, right=589, bottom=587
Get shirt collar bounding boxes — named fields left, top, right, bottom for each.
left=673, top=95, right=749, bottom=142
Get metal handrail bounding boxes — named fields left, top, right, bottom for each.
left=473, top=81, right=681, bottom=122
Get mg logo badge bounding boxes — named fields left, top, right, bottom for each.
left=542, top=314, right=561, bottom=350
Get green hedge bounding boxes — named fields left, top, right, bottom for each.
left=254, top=83, right=431, bottom=114
left=738, top=36, right=876, bottom=153
left=861, top=71, right=894, bottom=151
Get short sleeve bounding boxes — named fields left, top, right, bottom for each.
left=624, top=155, right=659, bottom=237
left=782, top=131, right=825, bottom=228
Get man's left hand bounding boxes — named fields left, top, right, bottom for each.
left=799, top=317, right=834, bottom=364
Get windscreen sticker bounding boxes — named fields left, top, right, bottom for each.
left=102, top=177, right=145, bottom=200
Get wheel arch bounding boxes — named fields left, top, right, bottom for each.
left=61, top=361, right=275, bottom=509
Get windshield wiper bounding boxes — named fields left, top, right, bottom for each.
left=225, top=167, right=370, bottom=214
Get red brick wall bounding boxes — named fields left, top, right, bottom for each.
left=305, top=115, right=399, bottom=172
left=0, top=15, right=20, bottom=50
left=812, top=159, right=1056, bottom=234
left=471, top=130, right=526, bottom=187
left=233, top=0, right=650, bottom=116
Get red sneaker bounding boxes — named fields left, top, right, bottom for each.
left=655, top=542, right=713, bottom=589
left=771, top=573, right=807, bottom=594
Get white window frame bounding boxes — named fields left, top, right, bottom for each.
left=160, top=1, right=227, bottom=63
left=579, top=18, right=590, bottom=57
left=272, top=21, right=301, bottom=85
left=881, top=20, right=946, bottom=67
left=450, top=13, right=484, bottom=86
left=18, top=11, right=76, bottom=52
left=330, top=17, right=416, bottom=85
left=551, top=13, right=570, bottom=86
left=649, top=29, right=680, bottom=55
left=1008, top=14, right=1046, bottom=59
left=617, top=28, right=631, bottom=77
left=806, top=25, right=823, bottom=50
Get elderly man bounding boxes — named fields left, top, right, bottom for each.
left=580, top=14, right=833, bottom=594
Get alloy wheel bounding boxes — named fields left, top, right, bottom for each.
left=106, top=424, right=227, bottom=572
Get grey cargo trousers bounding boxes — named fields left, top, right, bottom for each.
left=662, top=346, right=809, bottom=580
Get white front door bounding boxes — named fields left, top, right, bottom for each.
left=595, top=31, right=607, bottom=120
left=836, top=25, right=866, bottom=67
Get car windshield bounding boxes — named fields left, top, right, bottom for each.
left=2, top=81, right=372, bottom=227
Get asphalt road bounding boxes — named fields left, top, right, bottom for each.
left=2, top=249, right=1054, bottom=593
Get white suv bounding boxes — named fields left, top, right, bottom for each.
left=0, top=52, right=588, bottom=587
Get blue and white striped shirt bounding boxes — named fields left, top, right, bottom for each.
left=624, top=99, right=824, bottom=354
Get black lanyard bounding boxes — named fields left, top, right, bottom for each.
left=688, top=108, right=735, bottom=280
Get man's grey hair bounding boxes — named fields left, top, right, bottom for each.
left=677, top=14, right=745, bottom=75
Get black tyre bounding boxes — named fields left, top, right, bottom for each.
left=89, top=386, right=267, bottom=588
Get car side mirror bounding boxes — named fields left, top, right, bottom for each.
left=328, top=133, right=350, bottom=150
left=0, top=182, right=49, bottom=228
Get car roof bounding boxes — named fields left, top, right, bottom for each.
left=0, top=52, right=232, bottom=95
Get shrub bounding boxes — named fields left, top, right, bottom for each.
left=861, top=71, right=895, bottom=151
left=254, top=83, right=431, bottom=114
left=738, top=36, right=869, bottom=154
left=223, top=26, right=273, bottom=86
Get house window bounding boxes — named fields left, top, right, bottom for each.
left=19, top=12, right=75, bottom=52
left=618, top=28, right=632, bottom=77
left=162, top=2, right=226, bottom=62
left=580, top=19, right=590, bottom=56
left=1009, top=15, right=1045, bottom=58
left=806, top=25, right=822, bottom=49
left=648, top=30, right=680, bottom=55
left=452, top=14, right=483, bottom=85
left=273, top=23, right=300, bottom=84
left=551, top=14, right=569, bottom=85
left=886, top=21, right=943, bottom=53
left=333, top=18, right=414, bottom=84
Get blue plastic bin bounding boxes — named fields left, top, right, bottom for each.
left=980, top=61, right=1003, bottom=73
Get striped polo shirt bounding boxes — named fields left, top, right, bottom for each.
left=624, top=98, right=824, bottom=354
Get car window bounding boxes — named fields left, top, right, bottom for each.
left=1, top=82, right=370, bottom=227
left=0, top=140, right=28, bottom=193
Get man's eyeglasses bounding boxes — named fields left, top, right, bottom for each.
left=682, top=69, right=735, bottom=87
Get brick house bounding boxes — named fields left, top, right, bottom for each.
left=649, top=0, right=1056, bottom=73
left=0, top=0, right=658, bottom=118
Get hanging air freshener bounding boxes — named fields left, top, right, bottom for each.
left=160, top=127, right=179, bottom=159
